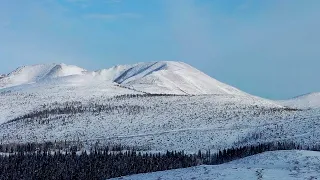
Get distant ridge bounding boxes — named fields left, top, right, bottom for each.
left=0, top=63, right=86, bottom=88
left=278, top=92, right=320, bottom=109
left=2, top=61, right=318, bottom=108
left=0, top=61, right=246, bottom=96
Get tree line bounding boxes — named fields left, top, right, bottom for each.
left=7, top=102, right=147, bottom=124
left=0, top=141, right=318, bottom=180
left=110, top=93, right=188, bottom=101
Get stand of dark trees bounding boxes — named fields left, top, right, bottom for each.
left=7, top=102, right=147, bottom=124
left=0, top=148, right=196, bottom=180
left=0, top=141, right=318, bottom=180
left=110, top=92, right=187, bottom=100
left=0, top=141, right=146, bottom=154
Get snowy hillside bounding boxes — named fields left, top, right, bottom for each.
left=1, top=91, right=318, bottom=153
left=110, top=61, right=246, bottom=95
left=0, top=61, right=319, bottom=153
left=279, top=92, right=320, bottom=109
left=112, top=150, right=320, bottom=180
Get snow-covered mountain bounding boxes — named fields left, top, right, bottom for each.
left=112, top=150, right=320, bottom=180
left=0, top=61, right=319, bottom=153
left=0, top=61, right=246, bottom=95
left=278, top=92, right=320, bottom=109
left=0, top=63, right=86, bottom=88
left=107, top=61, right=246, bottom=95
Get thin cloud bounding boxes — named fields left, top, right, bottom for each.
left=66, top=0, right=122, bottom=7
left=66, top=0, right=89, bottom=8
left=84, top=13, right=142, bottom=20
left=105, top=0, right=122, bottom=3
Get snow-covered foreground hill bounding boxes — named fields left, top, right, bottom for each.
left=112, top=150, right=320, bottom=180
left=1, top=91, right=320, bottom=153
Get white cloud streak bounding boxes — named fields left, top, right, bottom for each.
left=66, top=0, right=122, bottom=8
left=84, top=13, right=142, bottom=20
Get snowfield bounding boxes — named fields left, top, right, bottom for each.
left=0, top=63, right=86, bottom=88
left=111, top=150, right=320, bottom=180
left=1, top=93, right=302, bottom=152
left=0, top=61, right=246, bottom=95
left=0, top=61, right=319, bottom=153
left=278, top=92, right=320, bottom=109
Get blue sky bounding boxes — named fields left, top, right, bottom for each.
left=0, top=0, right=319, bottom=99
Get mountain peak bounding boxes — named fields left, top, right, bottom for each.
left=105, top=61, right=246, bottom=95
left=0, top=63, right=86, bottom=88
left=44, top=64, right=86, bottom=78
left=1, top=61, right=246, bottom=96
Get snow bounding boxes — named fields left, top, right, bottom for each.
left=278, top=92, right=320, bottom=109
left=0, top=63, right=86, bottom=88
left=1, top=91, right=317, bottom=153
left=113, top=61, right=247, bottom=95
left=0, top=61, right=246, bottom=96
left=111, top=150, right=320, bottom=180
left=44, top=63, right=86, bottom=78
left=0, top=61, right=319, bottom=153
left=2, top=61, right=320, bottom=179
left=93, top=65, right=130, bottom=81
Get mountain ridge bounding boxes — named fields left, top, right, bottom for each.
left=278, top=92, right=320, bottom=109
left=0, top=61, right=247, bottom=96
left=0, top=63, right=87, bottom=88
left=0, top=61, right=319, bottom=153
left=1, top=61, right=318, bottom=107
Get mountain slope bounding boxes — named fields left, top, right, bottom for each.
left=43, top=64, right=86, bottom=79
left=112, top=150, right=320, bottom=180
left=0, top=63, right=86, bottom=88
left=278, top=92, right=320, bottom=109
left=0, top=61, right=318, bottom=153
left=113, top=61, right=246, bottom=95
left=0, top=92, right=309, bottom=153
left=0, top=61, right=246, bottom=96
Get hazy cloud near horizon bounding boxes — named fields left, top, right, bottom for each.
left=0, top=0, right=319, bottom=99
